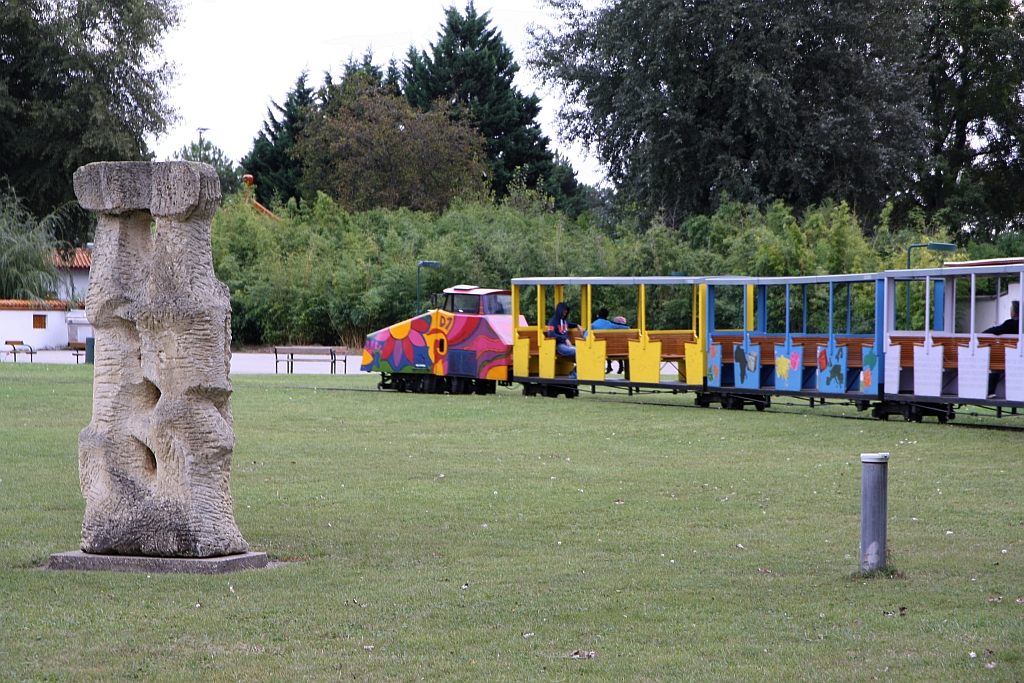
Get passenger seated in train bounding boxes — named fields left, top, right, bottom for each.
left=984, top=301, right=1018, bottom=398
left=590, top=308, right=629, bottom=373
left=983, top=301, right=1019, bottom=335
left=547, top=302, right=584, bottom=364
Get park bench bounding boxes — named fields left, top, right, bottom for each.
left=274, top=346, right=348, bottom=374
left=69, top=341, right=87, bottom=364
left=3, top=340, right=34, bottom=362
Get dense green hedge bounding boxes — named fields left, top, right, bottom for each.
left=211, top=189, right=1022, bottom=347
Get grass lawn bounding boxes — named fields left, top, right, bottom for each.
left=1, top=363, right=1022, bottom=681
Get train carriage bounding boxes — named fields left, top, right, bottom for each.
left=879, top=260, right=1023, bottom=419
left=700, top=273, right=885, bottom=411
left=510, top=276, right=707, bottom=396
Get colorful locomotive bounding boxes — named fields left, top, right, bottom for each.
left=360, top=285, right=517, bottom=393
left=362, top=261, right=1023, bottom=421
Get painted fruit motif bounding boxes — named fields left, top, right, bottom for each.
left=790, top=351, right=800, bottom=370
left=775, top=355, right=789, bottom=381
left=861, top=367, right=872, bottom=390
left=818, top=348, right=828, bottom=372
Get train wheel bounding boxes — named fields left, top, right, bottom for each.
left=395, top=377, right=407, bottom=392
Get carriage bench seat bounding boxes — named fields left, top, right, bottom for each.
left=274, top=346, right=347, bottom=374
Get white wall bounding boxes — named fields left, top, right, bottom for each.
left=0, top=310, right=70, bottom=350
left=56, top=270, right=90, bottom=302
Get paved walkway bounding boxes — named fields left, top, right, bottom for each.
left=1, top=350, right=371, bottom=375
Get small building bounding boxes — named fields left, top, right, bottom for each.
left=0, top=299, right=83, bottom=350
left=0, top=248, right=93, bottom=350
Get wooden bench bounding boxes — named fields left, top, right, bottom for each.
left=3, top=340, right=34, bottom=362
left=69, top=341, right=86, bottom=364
left=590, top=329, right=638, bottom=360
left=721, top=335, right=876, bottom=367
left=979, top=337, right=1019, bottom=370
left=274, top=346, right=348, bottom=374
left=889, top=335, right=1020, bottom=370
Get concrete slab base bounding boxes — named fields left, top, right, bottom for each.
left=46, top=550, right=269, bottom=574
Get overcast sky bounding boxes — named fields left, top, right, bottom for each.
left=147, top=0, right=606, bottom=187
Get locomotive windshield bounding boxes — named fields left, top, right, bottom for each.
left=440, top=291, right=512, bottom=314
left=443, top=294, right=482, bottom=314
left=484, top=293, right=512, bottom=315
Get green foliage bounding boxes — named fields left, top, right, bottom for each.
left=0, top=0, right=179, bottom=244
left=172, top=136, right=241, bottom=196
left=529, top=0, right=926, bottom=228
left=916, top=0, right=1024, bottom=238
left=213, top=189, right=908, bottom=345
left=241, top=72, right=315, bottom=206
left=403, top=3, right=566, bottom=205
left=295, top=68, right=489, bottom=214
left=0, top=187, right=61, bottom=299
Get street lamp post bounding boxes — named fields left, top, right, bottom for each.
left=417, top=260, right=441, bottom=315
left=905, top=242, right=957, bottom=329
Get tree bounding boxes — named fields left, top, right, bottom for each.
left=173, top=134, right=241, bottom=196
left=0, top=187, right=61, bottom=300
left=241, top=72, right=315, bottom=206
left=914, top=0, right=1024, bottom=239
left=403, top=3, right=558, bottom=201
left=0, top=0, right=179, bottom=243
left=529, top=0, right=928, bottom=228
left=295, top=69, right=489, bottom=213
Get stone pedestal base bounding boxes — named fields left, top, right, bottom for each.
left=46, top=550, right=268, bottom=574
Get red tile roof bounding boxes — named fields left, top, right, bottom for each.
left=51, top=248, right=92, bottom=269
left=0, top=299, right=80, bottom=311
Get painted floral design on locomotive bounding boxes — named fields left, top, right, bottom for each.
left=361, top=287, right=515, bottom=381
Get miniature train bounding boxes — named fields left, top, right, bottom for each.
left=360, top=261, right=1024, bottom=421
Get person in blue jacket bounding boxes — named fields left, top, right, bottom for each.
left=547, top=302, right=583, bottom=359
left=590, top=308, right=629, bottom=373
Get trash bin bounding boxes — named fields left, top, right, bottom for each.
left=85, top=337, right=95, bottom=364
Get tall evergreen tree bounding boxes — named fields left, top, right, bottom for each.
left=241, top=72, right=315, bottom=206
left=173, top=135, right=241, bottom=197
left=403, top=3, right=557, bottom=202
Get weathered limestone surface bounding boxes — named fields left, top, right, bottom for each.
left=74, top=161, right=248, bottom=557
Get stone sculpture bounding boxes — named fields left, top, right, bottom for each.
left=73, top=161, right=248, bottom=557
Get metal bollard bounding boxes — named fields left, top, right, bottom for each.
left=860, top=452, right=890, bottom=572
